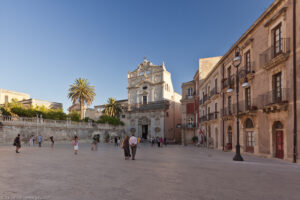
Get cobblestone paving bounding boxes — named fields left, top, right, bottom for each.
left=0, top=143, right=300, bottom=200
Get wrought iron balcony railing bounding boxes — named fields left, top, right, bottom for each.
left=210, top=87, right=219, bottom=97
left=222, top=76, right=234, bottom=89
left=203, top=94, right=208, bottom=103
left=258, top=88, right=289, bottom=107
left=259, top=38, right=290, bottom=67
left=221, top=107, right=233, bottom=117
left=199, top=115, right=208, bottom=123
left=239, top=62, right=255, bottom=79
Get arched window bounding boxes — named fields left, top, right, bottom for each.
left=245, top=118, right=254, bottom=128
left=274, top=121, right=283, bottom=129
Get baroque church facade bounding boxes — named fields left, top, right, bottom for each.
left=124, top=59, right=182, bottom=142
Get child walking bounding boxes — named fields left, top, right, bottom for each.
left=73, top=136, right=79, bottom=155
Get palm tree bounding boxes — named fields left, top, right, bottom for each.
left=68, top=78, right=96, bottom=119
left=104, top=98, right=121, bottom=117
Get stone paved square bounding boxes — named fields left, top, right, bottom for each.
left=0, top=143, right=300, bottom=200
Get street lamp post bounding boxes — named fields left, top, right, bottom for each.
left=230, top=47, right=244, bottom=161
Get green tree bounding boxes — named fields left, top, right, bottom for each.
left=68, top=78, right=96, bottom=119
left=68, top=111, right=81, bottom=122
left=104, top=98, right=121, bottom=117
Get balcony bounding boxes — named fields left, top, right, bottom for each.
left=210, top=87, right=219, bottom=99
left=239, top=62, right=255, bottom=81
left=203, top=94, right=208, bottom=104
left=260, top=38, right=290, bottom=70
left=221, top=107, right=233, bottom=118
left=199, top=115, right=208, bottom=123
left=232, top=99, right=258, bottom=115
left=199, top=99, right=203, bottom=105
left=185, top=95, right=194, bottom=100
left=208, top=112, right=218, bottom=121
left=222, top=76, right=234, bottom=90
left=186, top=123, right=196, bottom=129
left=258, top=88, right=289, bottom=113
left=128, top=100, right=170, bottom=112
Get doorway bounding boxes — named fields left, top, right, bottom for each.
left=275, top=130, right=284, bottom=159
left=273, top=121, right=284, bottom=159
left=142, top=125, right=148, bottom=139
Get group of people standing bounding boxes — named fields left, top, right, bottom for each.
left=150, top=137, right=166, bottom=147
left=13, top=134, right=55, bottom=153
left=122, top=134, right=137, bottom=160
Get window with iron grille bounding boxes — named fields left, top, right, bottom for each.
left=215, top=78, right=218, bottom=91
left=228, top=96, right=232, bottom=114
left=215, top=103, right=218, bottom=118
left=272, top=72, right=282, bottom=103
left=227, top=66, right=231, bottom=79
left=245, top=50, right=251, bottom=73
left=187, top=88, right=193, bottom=96
left=272, top=23, right=282, bottom=57
left=245, top=87, right=251, bottom=110
left=247, top=132, right=255, bottom=147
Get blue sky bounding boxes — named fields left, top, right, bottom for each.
left=0, top=0, right=273, bottom=111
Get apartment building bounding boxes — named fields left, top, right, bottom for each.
left=183, top=0, right=300, bottom=162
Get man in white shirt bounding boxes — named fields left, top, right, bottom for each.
left=129, top=134, right=138, bottom=160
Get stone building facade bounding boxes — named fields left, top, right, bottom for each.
left=0, top=88, right=63, bottom=110
left=183, top=0, right=300, bottom=162
left=181, top=80, right=196, bottom=144
left=0, top=88, right=30, bottom=104
left=125, top=59, right=182, bottom=142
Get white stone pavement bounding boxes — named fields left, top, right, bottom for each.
left=0, top=143, right=299, bottom=200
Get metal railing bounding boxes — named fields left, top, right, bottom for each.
left=210, top=87, right=219, bottom=97
left=199, top=115, right=208, bottom=123
left=222, top=76, right=234, bottom=89
left=221, top=107, right=233, bottom=117
left=203, top=94, right=208, bottom=103
left=232, top=99, right=258, bottom=113
left=260, top=38, right=290, bottom=67
left=186, top=123, right=196, bottom=129
left=239, top=62, right=255, bottom=79
left=258, top=88, right=289, bottom=107
left=185, top=95, right=194, bottom=100
left=199, top=99, right=203, bottom=105
left=208, top=112, right=218, bottom=120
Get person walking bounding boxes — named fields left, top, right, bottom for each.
left=13, top=134, right=21, bottom=153
left=29, top=135, right=34, bottom=147
left=151, top=137, right=155, bottom=147
left=91, top=135, right=98, bottom=151
left=160, top=137, right=163, bottom=147
left=122, top=136, right=130, bottom=160
left=73, top=136, right=79, bottom=155
left=32, top=136, right=35, bottom=146
left=50, top=136, right=54, bottom=149
left=38, top=135, right=43, bottom=147
left=137, top=137, right=141, bottom=149
left=129, top=134, right=137, bottom=160
left=114, top=137, right=118, bottom=147
left=117, top=137, right=121, bottom=147
left=157, top=137, right=160, bottom=147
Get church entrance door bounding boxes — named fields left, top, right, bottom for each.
left=142, top=125, right=148, bottom=139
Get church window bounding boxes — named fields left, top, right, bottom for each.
left=143, top=96, right=147, bottom=104
left=143, top=86, right=147, bottom=90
